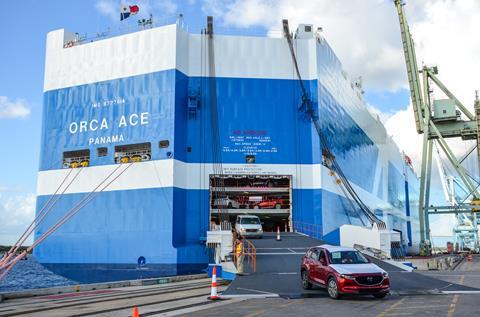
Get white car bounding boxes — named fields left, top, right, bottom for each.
left=235, top=215, right=263, bottom=238
left=214, top=197, right=240, bottom=209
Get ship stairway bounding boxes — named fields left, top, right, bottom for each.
left=0, top=162, right=134, bottom=281
left=282, top=19, right=386, bottom=231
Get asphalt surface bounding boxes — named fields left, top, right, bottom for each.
left=187, top=294, right=480, bottom=317
left=224, top=233, right=476, bottom=297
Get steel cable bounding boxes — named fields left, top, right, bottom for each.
left=0, top=168, right=82, bottom=268
left=0, top=163, right=133, bottom=280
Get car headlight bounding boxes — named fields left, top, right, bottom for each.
left=339, top=274, right=355, bottom=280
left=382, top=272, right=389, bottom=278
left=259, top=228, right=263, bottom=231
left=240, top=228, right=246, bottom=232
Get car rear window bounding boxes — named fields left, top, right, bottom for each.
left=240, top=217, right=260, bottom=224
left=328, top=251, right=369, bottom=264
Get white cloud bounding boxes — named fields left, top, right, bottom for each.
left=0, top=96, right=30, bottom=119
left=412, top=0, right=480, bottom=111
left=201, top=0, right=480, bottom=97
left=385, top=104, right=423, bottom=172
left=0, top=193, right=36, bottom=246
left=202, top=0, right=408, bottom=91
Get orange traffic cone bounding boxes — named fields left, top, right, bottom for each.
left=132, top=306, right=139, bottom=317
left=276, top=226, right=282, bottom=241
left=208, top=265, right=220, bottom=300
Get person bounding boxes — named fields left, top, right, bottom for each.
left=235, top=238, right=244, bottom=274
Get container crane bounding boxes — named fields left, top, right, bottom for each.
left=394, top=0, right=480, bottom=255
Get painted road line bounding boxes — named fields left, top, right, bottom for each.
left=447, top=295, right=459, bottom=317
left=275, top=272, right=298, bottom=275
left=236, top=287, right=279, bottom=295
left=437, top=283, right=454, bottom=291
left=376, top=297, right=406, bottom=317
left=448, top=276, right=463, bottom=317
left=391, top=305, right=450, bottom=309
left=220, top=294, right=280, bottom=299
left=442, top=290, right=480, bottom=294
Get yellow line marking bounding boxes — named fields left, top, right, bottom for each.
left=391, top=305, right=449, bottom=309
left=447, top=274, right=464, bottom=317
left=376, top=297, right=406, bottom=317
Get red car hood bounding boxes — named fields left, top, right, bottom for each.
left=329, top=263, right=385, bottom=275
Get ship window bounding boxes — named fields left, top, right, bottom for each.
left=304, top=25, right=312, bottom=32
left=159, top=140, right=170, bottom=148
left=97, top=147, right=108, bottom=157
left=63, top=149, right=90, bottom=169
left=114, top=142, right=151, bottom=164
left=246, top=155, right=255, bottom=164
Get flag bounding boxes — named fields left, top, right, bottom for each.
left=120, top=5, right=139, bottom=21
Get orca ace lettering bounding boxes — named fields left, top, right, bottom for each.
left=68, top=112, right=150, bottom=134
left=68, top=112, right=150, bottom=145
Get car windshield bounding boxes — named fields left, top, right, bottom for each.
left=328, top=251, right=369, bottom=264
left=240, top=218, right=260, bottom=224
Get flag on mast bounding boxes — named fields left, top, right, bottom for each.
left=120, top=5, right=139, bottom=21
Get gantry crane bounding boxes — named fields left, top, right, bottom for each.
left=394, top=0, right=480, bottom=254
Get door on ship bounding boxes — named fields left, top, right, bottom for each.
left=209, top=175, right=292, bottom=233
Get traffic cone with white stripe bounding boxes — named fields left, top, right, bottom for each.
left=208, top=265, right=220, bottom=300
left=276, top=226, right=282, bottom=241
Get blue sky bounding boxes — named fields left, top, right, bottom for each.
left=3, top=0, right=467, bottom=245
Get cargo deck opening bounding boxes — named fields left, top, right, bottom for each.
left=209, top=175, right=292, bottom=232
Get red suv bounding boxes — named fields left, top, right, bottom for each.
left=252, top=198, right=285, bottom=209
left=300, top=245, right=389, bottom=299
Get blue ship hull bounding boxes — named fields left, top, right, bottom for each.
left=35, top=24, right=420, bottom=283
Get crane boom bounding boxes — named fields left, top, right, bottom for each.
left=394, top=0, right=424, bottom=134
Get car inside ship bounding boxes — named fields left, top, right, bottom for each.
left=209, top=174, right=292, bottom=233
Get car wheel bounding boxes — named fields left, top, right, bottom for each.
left=301, top=270, right=312, bottom=290
left=228, top=203, right=233, bottom=208
left=373, top=293, right=387, bottom=299
left=275, top=204, right=281, bottom=209
left=253, top=205, right=259, bottom=209
left=327, top=277, right=341, bottom=299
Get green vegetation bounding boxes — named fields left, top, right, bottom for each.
left=0, top=245, right=31, bottom=253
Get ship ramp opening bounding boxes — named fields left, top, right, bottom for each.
left=209, top=175, right=292, bottom=232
